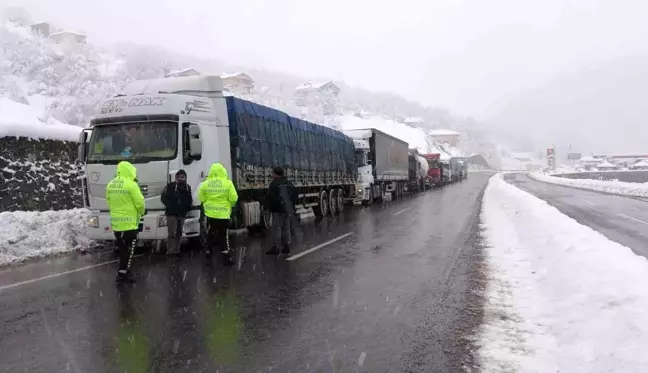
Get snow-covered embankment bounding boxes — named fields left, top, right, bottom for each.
left=529, top=171, right=648, bottom=198
left=0, top=209, right=92, bottom=266
left=477, top=174, right=648, bottom=372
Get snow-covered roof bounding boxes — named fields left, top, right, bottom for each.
left=220, top=72, right=253, bottom=81
left=0, top=97, right=82, bottom=141
left=49, top=30, right=86, bottom=37
left=633, top=160, right=648, bottom=168
left=597, top=161, right=617, bottom=168
left=296, top=81, right=339, bottom=92
left=404, top=117, right=424, bottom=124
left=580, top=156, right=598, bottom=162
left=164, top=68, right=200, bottom=78
left=428, top=129, right=460, bottom=136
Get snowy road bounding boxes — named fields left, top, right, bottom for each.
left=506, top=173, right=648, bottom=258
left=0, top=173, right=492, bottom=373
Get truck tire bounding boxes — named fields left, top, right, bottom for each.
left=329, top=189, right=338, bottom=215
left=336, top=189, right=345, bottom=213
left=313, top=189, right=329, bottom=216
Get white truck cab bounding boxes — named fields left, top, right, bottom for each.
left=79, top=75, right=229, bottom=242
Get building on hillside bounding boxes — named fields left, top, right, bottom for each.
left=428, top=129, right=460, bottom=146
left=164, top=68, right=201, bottom=78
left=404, top=117, right=424, bottom=127
left=30, top=22, right=53, bottom=36
left=294, top=81, right=340, bottom=115
left=467, top=153, right=491, bottom=169
left=49, top=31, right=87, bottom=47
left=596, top=161, right=618, bottom=171
left=221, top=72, right=255, bottom=94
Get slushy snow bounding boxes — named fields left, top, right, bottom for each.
left=0, top=208, right=93, bottom=266
left=477, top=174, right=648, bottom=372
left=0, top=97, right=82, bottom=141
left=529, top=171, right=648, bottom=198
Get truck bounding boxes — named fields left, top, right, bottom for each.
left=422, top=153, right=442, bottom=188
left=408, top=149, right=429, bottom=193
left=342, top=128, right=409, bottom=205
left=78, top=75, right=358, bottom=245
left=450, top=157, right=467, bottom=182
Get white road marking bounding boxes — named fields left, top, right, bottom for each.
left=394, top=208, right=411, bottom=216
left=0, top=254, right=143, bottom=292
left=286, top=233, right=353, bottom=261
left=616, top=213, right=648, bottom=226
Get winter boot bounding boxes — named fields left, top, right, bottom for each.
left=116, top=270, right=136, bottom=284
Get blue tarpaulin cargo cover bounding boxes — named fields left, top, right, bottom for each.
left=226, top=96, right=357, bottom=175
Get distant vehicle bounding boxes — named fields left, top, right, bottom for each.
left=342, top=128, right=409, bottom=205
left=78, top=75, right=358, bottom=245
left=423, top=153, right=442, bottom=187
left=408, top=149, right=429, bottom=193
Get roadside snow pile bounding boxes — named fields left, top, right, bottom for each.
left=477, top=174, right=648, bottom=372
left=0, top=97, right=82, bottom=141
left=529, top=171, right=648, bottom=198
left=0, top=208, right=92, bottom=266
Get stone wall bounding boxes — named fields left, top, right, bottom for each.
left=556, top=170, right=648, bottom=183
left=0, top=136, right=82, bottom=212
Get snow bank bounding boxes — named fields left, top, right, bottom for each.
left=529, top=171, right=648, bottom=198
left=0, top=208, right=93, bottom=266
left=477, top=174, right=648, bottom=372
left=0, top=97, right=82, bottom=141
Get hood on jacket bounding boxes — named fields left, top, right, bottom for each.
left=117, top=161, right=137, bottom=180
left=208, top=163, right=228, bottom=179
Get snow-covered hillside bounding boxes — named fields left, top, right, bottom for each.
left=0, top=19, right=477, bottom=157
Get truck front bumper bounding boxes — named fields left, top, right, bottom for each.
left=86, top=212, right=201, bottom=241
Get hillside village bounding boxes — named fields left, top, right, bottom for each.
left=0, top=8, right=500, bottom=167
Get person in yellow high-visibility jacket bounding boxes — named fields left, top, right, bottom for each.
left=198, top=163, right=238, bottom=264
left=106, top=161, right=145, bottom=283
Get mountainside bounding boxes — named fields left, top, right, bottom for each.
left=488, top=56, right=648, bottom=154
left=0, top=19, right=497, bottom=160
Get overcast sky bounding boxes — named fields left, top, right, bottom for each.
left=5, top=0, right=648, bottom=119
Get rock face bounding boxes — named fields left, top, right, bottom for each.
left=0, top=136, right=82, bottom=212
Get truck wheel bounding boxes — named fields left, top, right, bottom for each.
left=329, top=189, right=338, bottom=215
left=336, top=189, right=345, bottom=213
left=262, top=210, right=273, bottom=230
left=313, top=190, right=329, bottom=216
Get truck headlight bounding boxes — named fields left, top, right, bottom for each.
left=158, top=215, right=167, bottom=228
left=87, top=216, right=99, bottom=228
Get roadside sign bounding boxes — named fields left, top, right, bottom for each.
left=567, top=152, right=582, bottom=160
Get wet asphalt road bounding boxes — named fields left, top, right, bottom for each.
left=0, top=173, right=492, bottom=373
left=505, top=173, right=648, bottom=258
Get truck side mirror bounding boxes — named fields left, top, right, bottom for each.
left=188, top=124, right=202, bottom=159
left=77, top=129, right=91, bottom=162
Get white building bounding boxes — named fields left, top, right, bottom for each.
left=428, top=129, right=460, bottom=146
left=404, top=117, right=424, bottom=127
left=221, top=72, right=255, bottom=94
left=30, top=22, right=53, bottom=36
left=294, top=81, right=340, bottom=114
left=49, top=31, right=87, bottom=47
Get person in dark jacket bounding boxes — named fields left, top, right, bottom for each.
left=161, top=170, right=193, bottom=255
left=265, top=166, right=298, bottom=255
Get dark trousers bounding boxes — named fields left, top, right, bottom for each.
left=166, top=216, right=185, bottom=253
left=271, top=212, right=292, bottom=248
left=114, top=230, right=138, bottom=272
left=206, top=218, right=230, bottom=253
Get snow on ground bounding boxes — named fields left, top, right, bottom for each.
left=529, top=171, right=648, bottom=198
left=339, top=114, right=452, bottom=156
left=477, top=174, right=648, bottom=372
left=0, top=208, right=93, bottom=266
left=0, top=97, right=82, bottom=141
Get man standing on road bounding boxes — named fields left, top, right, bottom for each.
left=198, top=163, right=238, bottom=265
left=106, top=161, right=146, bottom=283
left=161, top=169, right=193, bottom=256
left=265, top=166, right=298, bottom=255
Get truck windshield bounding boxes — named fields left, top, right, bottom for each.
left=86, top=121, right=178, bottom=164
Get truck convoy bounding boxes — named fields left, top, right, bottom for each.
left=341, top=129, right=409, bottom=206
left=77, top=74, right=468, bottom=244
left=78, top=75, right=357, bottom=243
